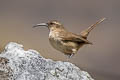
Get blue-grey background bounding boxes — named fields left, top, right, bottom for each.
left=0, top=0, right=120, bottom=80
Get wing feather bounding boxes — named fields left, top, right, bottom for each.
left=60, top=32, right=92, bottom=44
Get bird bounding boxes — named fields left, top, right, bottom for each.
left=33, top=18, right=105, bottom=58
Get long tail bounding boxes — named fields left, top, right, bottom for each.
left=80, top=18, right=106, bottom=38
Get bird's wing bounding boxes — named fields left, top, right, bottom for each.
left=60, top=32, right=92, bottom=44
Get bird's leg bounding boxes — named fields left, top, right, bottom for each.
left=68, top=53, right=74, bottom=58
left=66, top=53, right=74, bottom=61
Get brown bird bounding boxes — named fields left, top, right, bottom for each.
left=33, top=18, right=105, bottom=58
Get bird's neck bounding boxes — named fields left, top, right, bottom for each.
left=49, top=28, right=65, bottom=38
left=49, top=29, right=59, bottom=38
left=49, top=27, right=65, bottom=32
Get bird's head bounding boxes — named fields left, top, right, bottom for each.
left=33, top=20, right=65, bottom=30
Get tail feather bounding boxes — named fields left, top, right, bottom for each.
left=80, top=18, right=106, bottom=38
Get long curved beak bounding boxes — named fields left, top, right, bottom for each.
left=33, top=23, right=48, bottom=28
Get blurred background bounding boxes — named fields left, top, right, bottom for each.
left=0, top=0, right=120, bottom=80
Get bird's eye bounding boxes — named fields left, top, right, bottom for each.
left=50, top=22, right=54, bottom=25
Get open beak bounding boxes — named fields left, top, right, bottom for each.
left=33, top=23, right=48, bottom=28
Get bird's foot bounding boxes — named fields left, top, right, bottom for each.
left=66, top=53, right=74, bottom=61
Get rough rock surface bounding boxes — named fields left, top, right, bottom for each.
left=0, top=42, right=94, bottom=80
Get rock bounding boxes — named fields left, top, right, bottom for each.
left=0, top=42, right=94, bottom=80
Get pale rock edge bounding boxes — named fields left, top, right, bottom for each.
left=0, top=42, right=94, bottom=80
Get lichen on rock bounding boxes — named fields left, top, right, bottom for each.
left=0, top=42, right=94, bottom=80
